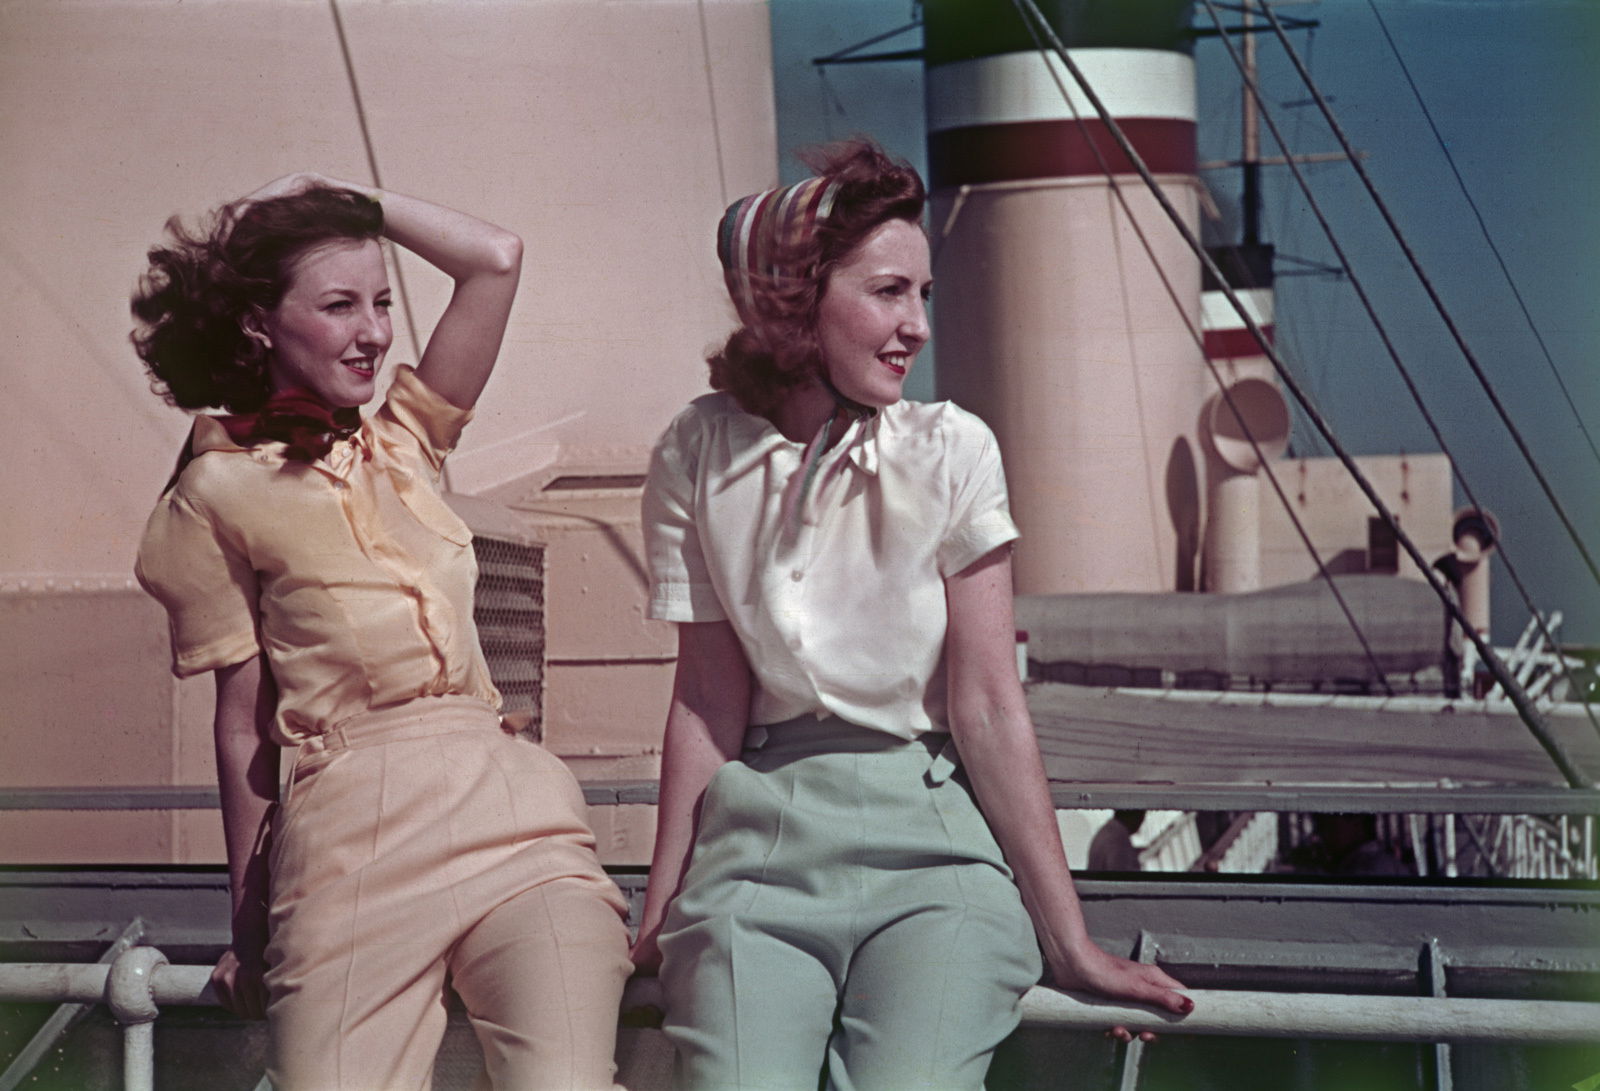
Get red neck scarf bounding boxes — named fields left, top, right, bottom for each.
left=163, top=390, right=362, bottom=495
left=218, top=389, right=362, bottom=462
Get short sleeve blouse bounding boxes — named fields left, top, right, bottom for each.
left=136, top=366, right=500, bottom=745
left=642, top=392, right=1017, bottom=739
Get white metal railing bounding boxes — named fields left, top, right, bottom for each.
left=1476, top=610, right=1592, bottom=707
left=4, top=947, right=1600, bottom=1090
left=1194, top=811, right=1279, bottom=874
left=1462, top=812, right=1599, bottom=880
left=1016, top=986, right=1600, bottom=1044
left=1137, top=811, right=1203, bottom=871
left=3, top=948, right=202, bottom=1091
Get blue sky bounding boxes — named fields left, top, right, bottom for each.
left=770, top=0, right=1600, bottom=645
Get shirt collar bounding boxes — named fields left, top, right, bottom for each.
left=189, top=413, right=365, bottom=475
left=719, top=405, right=884, bottom=486
left=846, top=414, right=881, bottom=476
left=190, top=415, right=248, bottom=456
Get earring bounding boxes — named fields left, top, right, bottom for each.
left=241, top=312, right=272, bottom=352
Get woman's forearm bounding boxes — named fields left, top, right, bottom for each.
left=634, top=706, right=736, bottom=945
left=292, top=173, right=522, bottom=283
left=948, top=702, right=1094, bottom=969
left=213, top=657, right=280, bottom=954
left=633, top=621, right=751, bottom=962
left=943, top=548, right=1190, bottom=1018
left=360, top=182, right=520, bottom=283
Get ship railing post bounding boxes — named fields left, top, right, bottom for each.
left=1420, top=940, right=1454, bottom=1091
left=106, top=946, right=168, bottom=1091
left=1115, top=931, right=1161, bottom=1091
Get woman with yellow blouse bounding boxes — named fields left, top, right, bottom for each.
left=133, top=174, right=631, bottom=1090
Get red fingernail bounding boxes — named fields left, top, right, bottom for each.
left=1180, top=997, right=1194, bottom=1014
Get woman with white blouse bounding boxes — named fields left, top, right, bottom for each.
left=133, top=174, right=631, bottom=1089
left=632, top=140, right=1192, bottom=1089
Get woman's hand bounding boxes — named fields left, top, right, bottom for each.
left=240, top=172, right=323, bottom=205
left=621, top=943, right=666, bottom=1028
left=1050, top=937, right=1193, bottom=1042
left=231, top=173, right=339, bottom=221
left=629, top=930, right=664, bottom=976
left=210, top=945, right=269, bottom=1020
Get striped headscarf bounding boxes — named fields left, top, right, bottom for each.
left=716, top=175, right=840, bottom=329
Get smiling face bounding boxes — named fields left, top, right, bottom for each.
left=815, top=217, right=932, bottom=409
left=250, top=238, right=393, bottom=408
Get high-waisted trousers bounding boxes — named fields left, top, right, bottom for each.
left=263, top=695, right=633, bottom=1091
left=658, top=717, right=1043, bottom=1091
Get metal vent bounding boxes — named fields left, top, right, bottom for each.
left=542, top=473, right=648, bottom=491
left=471, top=536, right=545, bottom=739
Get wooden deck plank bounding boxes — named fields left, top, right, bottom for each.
left=1029, top=684, right=1600, bottom=790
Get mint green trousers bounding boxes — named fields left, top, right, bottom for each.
left=659, top=717, right=1043, bottom=1091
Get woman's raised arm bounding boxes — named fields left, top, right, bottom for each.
left=943, top=546, right=1192, bottom=1037
left=630, top=620, right=752, bottom=974
left=243, top=172, right=523, bottom=410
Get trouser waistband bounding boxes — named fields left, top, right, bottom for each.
left=301, top=695, right=502, bottom=755
left=745, top=714, right=961, bottom=784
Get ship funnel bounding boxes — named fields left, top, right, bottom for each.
left=1202, top=378, right=1290, bottom=592
left=1451, top=506, right=1499, bottom=638
left=924, top=1, right=1204, bottom=594
left=1206, top=378, right=1290, bottom=471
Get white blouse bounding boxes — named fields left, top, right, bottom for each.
left=643, top=391, right=1017, bottom=740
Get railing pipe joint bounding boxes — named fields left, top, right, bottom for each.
left=106, top=946, right=168, bottom=1027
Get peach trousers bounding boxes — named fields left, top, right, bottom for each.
left=263, top=695, right=632, bottom=1091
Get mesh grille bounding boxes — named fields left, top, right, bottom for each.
left=471, top=536, right=545, bottom=736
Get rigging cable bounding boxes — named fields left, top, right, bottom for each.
left=1257, top=1, right=1600, bottom=596
left=1002, top=0, right=1396, bottom=696
left=328, top=0, right=419, bottom=351
left=329, top=0, right=430, bottom=483
left=1197, top=0, right=1599, bottom=738
left=1007, top=0, right=1590, bottom=787
left=1365, top=0, right=1600, bottom=474
left=695, top=0, right=730, bottom=207
left=1269, top=24, right=1335, bottom=459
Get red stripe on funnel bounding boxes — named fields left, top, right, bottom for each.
left=1204, top=325, right=1275, bottom=360
left=929, top=118, right=1195, bottom=188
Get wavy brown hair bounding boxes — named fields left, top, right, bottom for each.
left=709, top=139, right=926, bottom=418
left=131, top=185, right=383, bottom=413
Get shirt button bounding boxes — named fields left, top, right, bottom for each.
left=790, top=569, right=803, bottom=582
left=332, top=480, right=347, bottom=490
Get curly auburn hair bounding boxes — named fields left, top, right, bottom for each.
left=708, top=139, right=926, bottom=419
left=131, top=185, right=383, bottom=413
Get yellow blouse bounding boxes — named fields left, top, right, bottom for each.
left=136, top=367, right=500, bottom=745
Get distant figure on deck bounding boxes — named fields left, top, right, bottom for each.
left=1089, top=810, right=1148, bottom=872
left=630, top=139, right=1192, bottom=1090
left=1288, top=813, right=1412, bottom=877
left=132, top=174, right=631, bottom=1089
